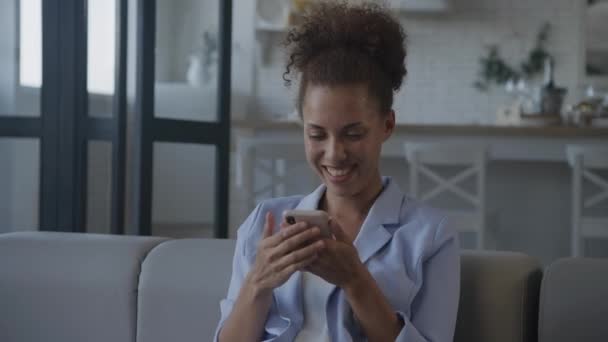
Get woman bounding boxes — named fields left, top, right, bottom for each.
left=216, top=2, right=460, bottom=341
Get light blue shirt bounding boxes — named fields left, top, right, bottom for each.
left=214, top=177, right=460, bottom=341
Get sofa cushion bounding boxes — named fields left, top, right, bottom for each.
left=538, top=258, right=608, bottom=342
left=136, top=238, right=236, bottom=342
left=0, top=231, right=167, bottom=342
left=455, top=250, right=542, bottom=342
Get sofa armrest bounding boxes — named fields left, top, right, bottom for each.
left=455, top=250, right=542, bottom=342
left=539, top=258, right=608, bottom=342
left=0, top=232, right=167, bottom=342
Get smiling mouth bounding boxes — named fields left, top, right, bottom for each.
left=323, top=165, right=355, bottom=182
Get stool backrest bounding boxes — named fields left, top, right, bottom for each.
left=404, top=142, right=489, bottom=248
left=566, top=145, right=608, bottom=210
left=404, top=142, right=488, bottom=207
left=566, top=145, right=608, bottom=170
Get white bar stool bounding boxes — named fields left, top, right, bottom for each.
left=566, top=145, right=608, bottom=257
left=236, top=137, right=315, bottom=212
left=403, top=142, right=490, bottom=249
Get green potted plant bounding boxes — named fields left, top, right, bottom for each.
left=474, top=23, right=552, bottom=91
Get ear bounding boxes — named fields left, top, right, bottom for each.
left=382, top=110, right=396, bottom=141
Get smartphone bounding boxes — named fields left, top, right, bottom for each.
left=283, top=209, right=331, bottom=238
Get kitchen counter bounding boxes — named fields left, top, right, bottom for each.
left=233, top=119, right=608, bottom=138
left=232, top=119, right=606, bottom=162
left=232, top=119, right=606, bottom=209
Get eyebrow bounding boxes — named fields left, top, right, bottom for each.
left=306, top=122, right=364, bottom=130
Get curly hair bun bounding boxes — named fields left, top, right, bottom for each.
left=283, top=1, right=407, bottom=113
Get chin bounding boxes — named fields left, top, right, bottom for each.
left=323, top=178, right=363, bottom=197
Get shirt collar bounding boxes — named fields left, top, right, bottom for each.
left=295, top=177, right=406, bottom=263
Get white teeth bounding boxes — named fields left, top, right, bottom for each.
left=326, top=166, right=352, bottom=177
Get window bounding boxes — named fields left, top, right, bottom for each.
left=19, top=0, right=41, bottom=88
left=18, top=0, right=116, bottom=94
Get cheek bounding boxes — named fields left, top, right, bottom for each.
left=304, top=141, right=321, bottom=164
left=356, top=139, right=382, bottom=162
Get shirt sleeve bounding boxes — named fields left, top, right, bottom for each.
left=395, top=218, right=461, bottom=342
left=213, top=204, right=261, bottom=342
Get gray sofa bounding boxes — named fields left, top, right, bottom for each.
left=0, top=231, right=606, bottom=342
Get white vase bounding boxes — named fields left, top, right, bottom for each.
left=186, top=55, right=202, bottom=87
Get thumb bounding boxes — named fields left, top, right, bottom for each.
left=328, top=217, right=349, bottom=243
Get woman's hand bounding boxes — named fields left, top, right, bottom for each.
left=219, top=212, right=325, bottom=342
left=244, top=212, right=326, bottom=298
left=306, top=219, right=366, bottom=289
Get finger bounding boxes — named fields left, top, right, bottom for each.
left=273, top=226, right=322, bottom=257
left=329, top=218, right=350, bottom=243
left=311, top=252, right=332, bottom=269
left=262, top=212, right=275, bottom=239
left=304, top=259, right=323, bottom=274
left=274, top=239, right=325, bottom=271
left=297, top=254, right=319, bottom=270
left=262, top=221, right=308, bottom=248
left=273, top=254, right=319, bottom=284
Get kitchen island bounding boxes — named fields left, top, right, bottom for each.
left=231, top=120, right=608, bottom=264
left=233, top=120, right=608, bottom=162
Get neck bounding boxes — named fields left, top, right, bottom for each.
left=321, top=175, right=384, bottom=222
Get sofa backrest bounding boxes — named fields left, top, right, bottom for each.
left=0, top=232, right=547, bottom=342
left=136, top=238, right=236, bottom=342
left=0, top=232, right=167, bottom=342
left=538, top=258, right=608, bottom=342
left=455, top=250, right=542, bottom=342
left=134, top=239, right=544, bottom=342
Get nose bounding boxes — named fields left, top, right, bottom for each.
left=326, top=137, right=347, bottom=163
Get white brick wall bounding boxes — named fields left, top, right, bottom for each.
left=242, top=0, right=585, bottom=124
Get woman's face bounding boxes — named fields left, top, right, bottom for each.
left=302, top=83, right=395, bottom=199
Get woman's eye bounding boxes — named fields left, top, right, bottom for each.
left=308, top=134, right=325, bottom=140
left=346, top=132, right=364, bottom=139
